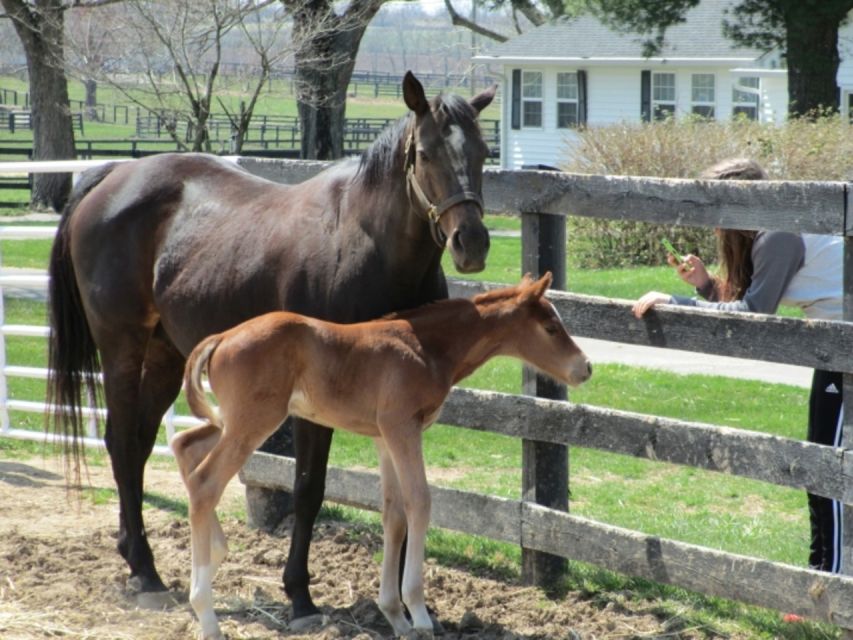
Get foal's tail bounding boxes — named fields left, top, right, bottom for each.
left=46, top=163, right=118, bottom=480
left=184, top=335, right=224, bottom=429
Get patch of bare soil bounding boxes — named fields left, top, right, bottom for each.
left=0, top=458, right=702, bottom=639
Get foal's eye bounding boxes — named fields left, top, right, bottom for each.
left=545, top=323, right=559, bottom=336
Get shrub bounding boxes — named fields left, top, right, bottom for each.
left=562, top=115, right=853, bottom=268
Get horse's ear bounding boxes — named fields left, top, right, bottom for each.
left=470, top=84, right=497, bottom=114
left=532, top=271, right=553, bottom=298
left=518, top=271, right=552, bottom=303
left=403, top=71, right=429, bottom=116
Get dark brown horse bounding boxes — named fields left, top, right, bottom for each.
left=46, top=72, right=494, bottom=625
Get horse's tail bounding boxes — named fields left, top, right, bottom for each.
left=46, top=163, right=117, bottom=481
left=183, top=335, right=224, bottom=429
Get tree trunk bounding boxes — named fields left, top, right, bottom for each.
left=783, top=5, right=846, bottom=117
left=2, top=0, right=76, bottom=211
left=84, top=78, right=99, bottom=121
left=288, top=0, right=383, bottom=160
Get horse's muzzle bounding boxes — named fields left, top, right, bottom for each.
left=448, top=222, right=490, bottom=274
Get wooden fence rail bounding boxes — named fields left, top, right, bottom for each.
left=234, top=157, right=853, bottom=635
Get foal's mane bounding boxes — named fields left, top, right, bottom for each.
left=357, top=93, right=482, bottom=189
left=382, top=283, right=523, bottom=322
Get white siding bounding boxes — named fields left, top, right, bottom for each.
left=500, top=63, right=791, bottom=169
left=587, top=67, right=640, bottom=123
left=838, top=12, right=853, bottom=88
left=839, top=12, right=853, bottom=122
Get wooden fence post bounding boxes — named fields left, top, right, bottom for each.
left=841, top=211, right=853, bottom=639
left=521, top=208, right=569, bottom=589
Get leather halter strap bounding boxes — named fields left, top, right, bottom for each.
left=403, top=128, right=484, bottom=248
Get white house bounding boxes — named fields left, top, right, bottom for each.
left=473, top=0, right=853, bottom=170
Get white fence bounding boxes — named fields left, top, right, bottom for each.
left=0, top=224, right=202, bottom=455
left=0, top=159, right=229, bottom=455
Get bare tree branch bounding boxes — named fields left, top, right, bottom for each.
left=444, top=0, right=508, bottom=42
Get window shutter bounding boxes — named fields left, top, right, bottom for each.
left=641, top=70, right=651, bottom=122
left=511, top=69, right=521, bottom=130
left=577, top=70, right=588, bottom=126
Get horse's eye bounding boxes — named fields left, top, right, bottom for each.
left=545, top=323, right=559, bottom=336
left=417, top=149, right=430, bottom=163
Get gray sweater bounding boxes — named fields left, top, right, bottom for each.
left=670, top=231, right=805, bottom=314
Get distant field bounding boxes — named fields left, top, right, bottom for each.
left=0, top=75, right=501, bottom=148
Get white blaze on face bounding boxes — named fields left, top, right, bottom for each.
left=445, top=124, right=471, bottom=191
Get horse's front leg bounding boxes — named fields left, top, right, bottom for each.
left=283, top=418, right=334, bottom=627
left=380, top=424, right=433, bottom=633
left=375, top=439, right=412, bottom=635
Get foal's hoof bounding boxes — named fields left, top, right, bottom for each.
left=288, top=613, right=326, bottom=632
left=401, top=629, right=434, bottom=640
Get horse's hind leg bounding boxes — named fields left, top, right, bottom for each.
left=187, top=404, right=285, bottom=640
left=102, top=326, right=184, bottom=592
left=172, top=424, right=228, bottom=573
left=283, top=418, right=334, bottom=626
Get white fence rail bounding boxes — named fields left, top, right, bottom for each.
left=0, top=160, right=213, bottom=455
left=0, top=222, right=203, bottom=455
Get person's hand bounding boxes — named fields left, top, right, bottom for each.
left=632, top=291, right=672, bottom=318
left=668, top=254, right=711, bottom=289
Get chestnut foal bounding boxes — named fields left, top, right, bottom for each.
left=172, top=272, right=591, bottom=639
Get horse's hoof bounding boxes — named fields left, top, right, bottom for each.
left=126, top=574, right=168, bottom=594
left=134, top=590, right=181, bottom=611
left=288, top=613, right=326, bottom=632
left=402, top=629, right=434, bottom=640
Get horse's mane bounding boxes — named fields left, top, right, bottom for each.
left=357, top=115, right=411, bottom=188
left=357, top=93, right=481, bottom=189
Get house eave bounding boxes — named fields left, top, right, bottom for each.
left=472, top=55, right=761, bottom=67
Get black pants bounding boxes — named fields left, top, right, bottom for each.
left=807, top=369, right=844, bottom=573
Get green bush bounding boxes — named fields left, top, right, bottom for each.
left=563, top=115, right=853, bottom=268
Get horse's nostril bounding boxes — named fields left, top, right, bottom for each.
left=451, top=229, right=465, bottom=253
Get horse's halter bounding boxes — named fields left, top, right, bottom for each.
left=403, top=127, right=485, bottom=248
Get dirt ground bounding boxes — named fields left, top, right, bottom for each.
left=0, top=457, right=710, bottom=640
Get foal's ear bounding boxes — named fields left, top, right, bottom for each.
left=470, top=84, right=497, bottom=114
left=403, top=71, right=429, bottom=116
left=533, top=271, right=553, bottom=298
left=518, top=271, right=552, bottom=303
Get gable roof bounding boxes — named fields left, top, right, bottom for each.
left=475, top=0, right=768, bottom=65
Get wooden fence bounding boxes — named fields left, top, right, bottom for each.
left=0, top=111, right=85, bottom=135
left=234, top=157, right=853, bottom=636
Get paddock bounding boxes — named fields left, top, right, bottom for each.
left=1, top=158, right=852, bottom=637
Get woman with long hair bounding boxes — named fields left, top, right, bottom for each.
left=633, top=157, right=844, bottom=574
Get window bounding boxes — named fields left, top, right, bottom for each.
left=732, top=76, right=760, bottom=120
left=652, top=72, right=676, bottom=120
left=556, top=72, right=579, bottom=128
left=691, top=73, right=715, bottom=118
left=521, top=71, right=543, bottom=127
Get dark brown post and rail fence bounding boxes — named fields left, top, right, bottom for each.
left=234, top=157, right=853, bottom=636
